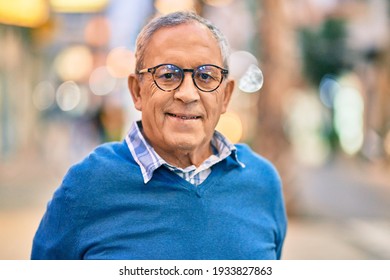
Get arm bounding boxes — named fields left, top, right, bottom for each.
left=272, top=171, right=288, bottom=260
left=31, top=168, right=84, bottom=260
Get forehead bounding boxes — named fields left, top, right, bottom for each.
left=144, top=22, right=223, bottom=66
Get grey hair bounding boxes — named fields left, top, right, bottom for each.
left=135, top=11, right=230, bottom=72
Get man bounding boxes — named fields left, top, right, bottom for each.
left=31, top=11, right=287, bottom=260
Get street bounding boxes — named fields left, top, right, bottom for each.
left=283, top=155, right=390, bottom=259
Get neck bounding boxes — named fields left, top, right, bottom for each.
left=153, top=142, right=213, bottom=168
left=138, top=122, right=214, bottom=168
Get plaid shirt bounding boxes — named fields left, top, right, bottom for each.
left=125, top=121, right=244, bottom=186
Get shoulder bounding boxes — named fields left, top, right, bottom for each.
left=71, top=140, right=134, bottom=173
left=88, top=140, right=133, bottom=164
left=235, top=143, right=279, bottom=173
left=234, top=143, right=281, bottom=186
left=61, top=141, right=139, bottom=193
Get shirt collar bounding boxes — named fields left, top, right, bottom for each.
left=125, top=120, right=244, bottom=184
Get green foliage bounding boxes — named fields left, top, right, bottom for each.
left=299, top=18, right=349, bottom=86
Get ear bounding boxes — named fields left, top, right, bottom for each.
left=221, top=79, right=235, bottom=113
left=128, top=74, right=143, bottom=111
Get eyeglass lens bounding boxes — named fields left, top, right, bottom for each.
left=153, top=64, right=223, bottom=92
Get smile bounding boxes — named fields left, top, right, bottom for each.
left=166, top=113, right=201, bottom=120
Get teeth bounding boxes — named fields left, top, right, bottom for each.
left=169, top=113, right=199, bottom=120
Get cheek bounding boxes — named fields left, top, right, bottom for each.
left=203, top=91, right=224, bottom=117
left=144, top=92, right=171, bottom=125
left=140, top=82, right=162, bottom=108
left=148, top=82, right=161, bottom=96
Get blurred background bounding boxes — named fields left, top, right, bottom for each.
left=1, top=0, right=390, bottom=260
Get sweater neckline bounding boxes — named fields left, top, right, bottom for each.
left=153, top=162, right=226, bottom=198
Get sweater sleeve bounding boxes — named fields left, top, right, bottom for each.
left=275, top=195, right=288, bottom=259
left=31, top=166, right=85, bottom=260
left=271, top=167, right=288, bottom=260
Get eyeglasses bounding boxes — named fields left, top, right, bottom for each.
left=136, top=64, right=229, bottom=92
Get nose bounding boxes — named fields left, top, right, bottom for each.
left=173, top=73, right=200, bottom=103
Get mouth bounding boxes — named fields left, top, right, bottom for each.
left=166, top=113, right=202, bottom=120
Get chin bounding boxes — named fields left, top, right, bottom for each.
left=171, top=139, right=199, bottom=151
left=164, top=133, right=200, bottom=149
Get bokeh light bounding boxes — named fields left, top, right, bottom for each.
left=56, top=81, right=81, bottom=111
left=229, top=51, right=264, bottom=93
left=49, top=0, right=109, bottom=13
left=54, top=45, right=94, bottom=82
left=238, top=64, right=264, bottom=93
left=154, top=0, right=196, bottom=14
left=228, top=51, right=263, bottom=93
left=89, top=66, right=117, bottom=96
left=106, top=47, right=135, bottom=78
left=216, top=111, right=243, bottom=143
left=203, top=0, right=233, bottom=7
left=334, top=86, right=364, bottom=155
left=84, top=16, right=111, bottom=47
left=228, top=51, right=258, bottom=79
left=0, top=0, right=49, bottom=27
left=286, top=91, right=330, bottom=166
left=319, top=75, right=340, bottom=108
left=32, top=81, right=56, bottom=111
left=71, top=85, right=89, bottom=116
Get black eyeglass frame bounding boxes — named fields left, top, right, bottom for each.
left=136, top=63, right=229, bottom=92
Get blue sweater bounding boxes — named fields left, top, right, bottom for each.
left=31, top=141, right=287, bottom=260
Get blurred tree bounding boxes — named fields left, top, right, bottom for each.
left=299, top=18, right=349, bottom=87
left=299, top=18, right=350, bottom=153
left=255, top=0, right=299, bottom=215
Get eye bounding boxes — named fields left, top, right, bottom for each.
left=154, top=65, right=182, bottom=82
left=196, top=71, right=218, bottom=83
left=155, top=70, right=181, bottom=82
left=200, top=73, right=212, bottom=80
left=160, top=73, right=174, bottom=80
